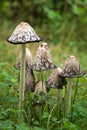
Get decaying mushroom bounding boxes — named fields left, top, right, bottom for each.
left=7, top=22, right=42, bottom=108
left=33, top=42, right=56, bottom=71
left=14, top=48, right=35, bottom=92
left=46, top=67, right=67, bottom=89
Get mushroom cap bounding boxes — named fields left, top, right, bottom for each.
left=33, top=42, right=57, bottom=71
left=7, top=22, right=42, bottom=44
left=46, top=67, right=67, bottom=89
left=60, top=55, right=84, bottom=78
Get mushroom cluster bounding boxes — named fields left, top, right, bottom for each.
left=7, top=22, right=85, bottom=118
left=46, top=55, right=84, bottom=90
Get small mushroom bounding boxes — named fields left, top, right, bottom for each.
left=60, top=55, right=84, bottom=78
left=33, top=42, right=56, bottom=71
left=7, top=22, right=42, bottom=109
left=46, top=67, right=67, bottom=89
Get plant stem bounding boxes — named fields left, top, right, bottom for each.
left=19, top=44, right=26, bottom=109
left=65, top=79, right=72, bottom=117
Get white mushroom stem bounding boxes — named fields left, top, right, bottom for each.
left=19, top=44, right=26, bottom=109
left=65, top=79, right=72, bottom=117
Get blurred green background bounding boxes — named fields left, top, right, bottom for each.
left=0, top=0, right=87, bottom=70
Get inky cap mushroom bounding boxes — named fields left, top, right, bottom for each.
left=7, top=22, right=42, bottom=44
left=33, top=42, right=56, bottom=71
left=46, top=67, right=67, bottom=89
left=60, top=55, right=84, bottom=78
left=14, top=48, right=32, bottom=70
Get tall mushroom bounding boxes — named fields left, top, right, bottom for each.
left=46, top=67, right=67, bottom=129
left=60, top=55, right=84, bottom=117
left=7, top=22, right=42, bottom=109
left=33, top=42, right=56, bottom=93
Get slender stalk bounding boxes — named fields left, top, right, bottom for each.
left=58, top=89, right=63, bottom=129
left=65, top=79, right=72, bottom=117
left=58, top=89, right=62, bottom=116
left=19, top=44, right=26, bottom=109
left=73, top=78, right=79, bottom=104
left=58, top=89, right=62, bottom=106
left=71, top=78, right=79, bottom=120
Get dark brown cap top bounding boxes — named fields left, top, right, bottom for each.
left=7, top=22, right=42, bottom=44
left=60, top=55, right=84, bottom=78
